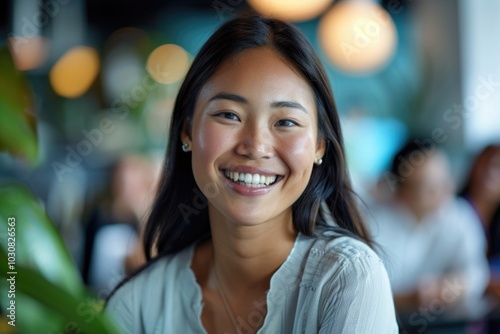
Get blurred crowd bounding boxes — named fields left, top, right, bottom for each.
left=366, top=141, right=500, bottom=333
left=34, top=140, right=500, bottom=332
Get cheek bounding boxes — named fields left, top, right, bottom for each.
left=194, top=122, right=223, bottom=159
left=191, top=121, right=233, bottom=177
left=282, top=133, right=317, bottom=174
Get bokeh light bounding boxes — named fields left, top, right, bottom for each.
left=247, top=0, right=333, bottom=22
left=146, top=44, right=190, bottom=84
left=8, top=36, right=49, bottom=71
left=318, top=1, right=397, bottom=73
left=102, top=27, right=150, bottom=104
left=49, top=46, right=100, bottom=98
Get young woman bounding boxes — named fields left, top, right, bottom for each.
left=106, top=12, right=398, bottom=333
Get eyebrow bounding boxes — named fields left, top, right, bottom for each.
left=208, top=92, right=308, bottom=114
left=209, top=92, right=248, bottom=104
left=271, top=101, right=308, bottom=114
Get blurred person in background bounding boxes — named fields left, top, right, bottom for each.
left=459, top=145, right=500, bottom=329
left=82, top=154, right=159, bottom=292
left=367, top=140, right=489, bottom=321
left=460, top=145, right=500, bottom=257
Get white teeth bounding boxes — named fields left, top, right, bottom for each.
left=224, top=171, right=278, bottom=187
left=267, top=176, right=276, bottom=185
left=244, top=173, right=252, bottom=183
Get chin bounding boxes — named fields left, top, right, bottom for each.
left=225, top=212, right=271, bottom=226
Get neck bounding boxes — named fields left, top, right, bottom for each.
left=209, top=208, right=297, bottom=294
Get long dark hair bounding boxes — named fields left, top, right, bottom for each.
left=143, top=12, right=371, bottom=260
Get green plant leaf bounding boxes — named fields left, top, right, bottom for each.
left=0, top=184, right=121, bottom=333
left=0, top=47, right=38, bottom=165
left=0, top=248, right=119, bottom=334
left=0, top=183, right=83, bottom=294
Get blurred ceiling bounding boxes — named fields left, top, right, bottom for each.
left=0, top=1, right=11, bottom=36
left=1, top=0, right=249, bottom=38
left=1, top=0, right=409, bottom=40
left=84, top=0, right=219, bottom=35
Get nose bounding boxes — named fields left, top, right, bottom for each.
left=234, top=124, right=273, bottom=160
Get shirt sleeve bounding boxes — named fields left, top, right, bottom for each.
left=319, top=251, right=399, bottom=333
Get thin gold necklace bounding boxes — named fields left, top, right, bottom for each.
left=213, top=264, right=243, bottom=334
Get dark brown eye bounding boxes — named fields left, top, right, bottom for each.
left=215, top=112, right=240, bottom=121
left=275, top=119, right=297, bottom=127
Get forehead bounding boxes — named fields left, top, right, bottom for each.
left=196, top=47, right=316, bottom=109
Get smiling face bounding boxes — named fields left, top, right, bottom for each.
left=181, top=47, right=325, bottom=227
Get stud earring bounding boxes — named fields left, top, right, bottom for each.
left=315, top=157, right=323, bottom=165
left=181, top=143, right=190, bottom=152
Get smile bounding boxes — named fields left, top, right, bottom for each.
left=222, top=170, right=279, bottom=188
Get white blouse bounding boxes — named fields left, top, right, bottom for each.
left=106, top=232, right=398, bottom=333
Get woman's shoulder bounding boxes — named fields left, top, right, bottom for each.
left=105, top=244, right=195, bottom=332
left=296, top=234, right=398, bottom=332
left=306, top=232, right=379, bottom=261
left=300, top=233, right=387, bottom=281
left=112, top=245, right=193, bottom=295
